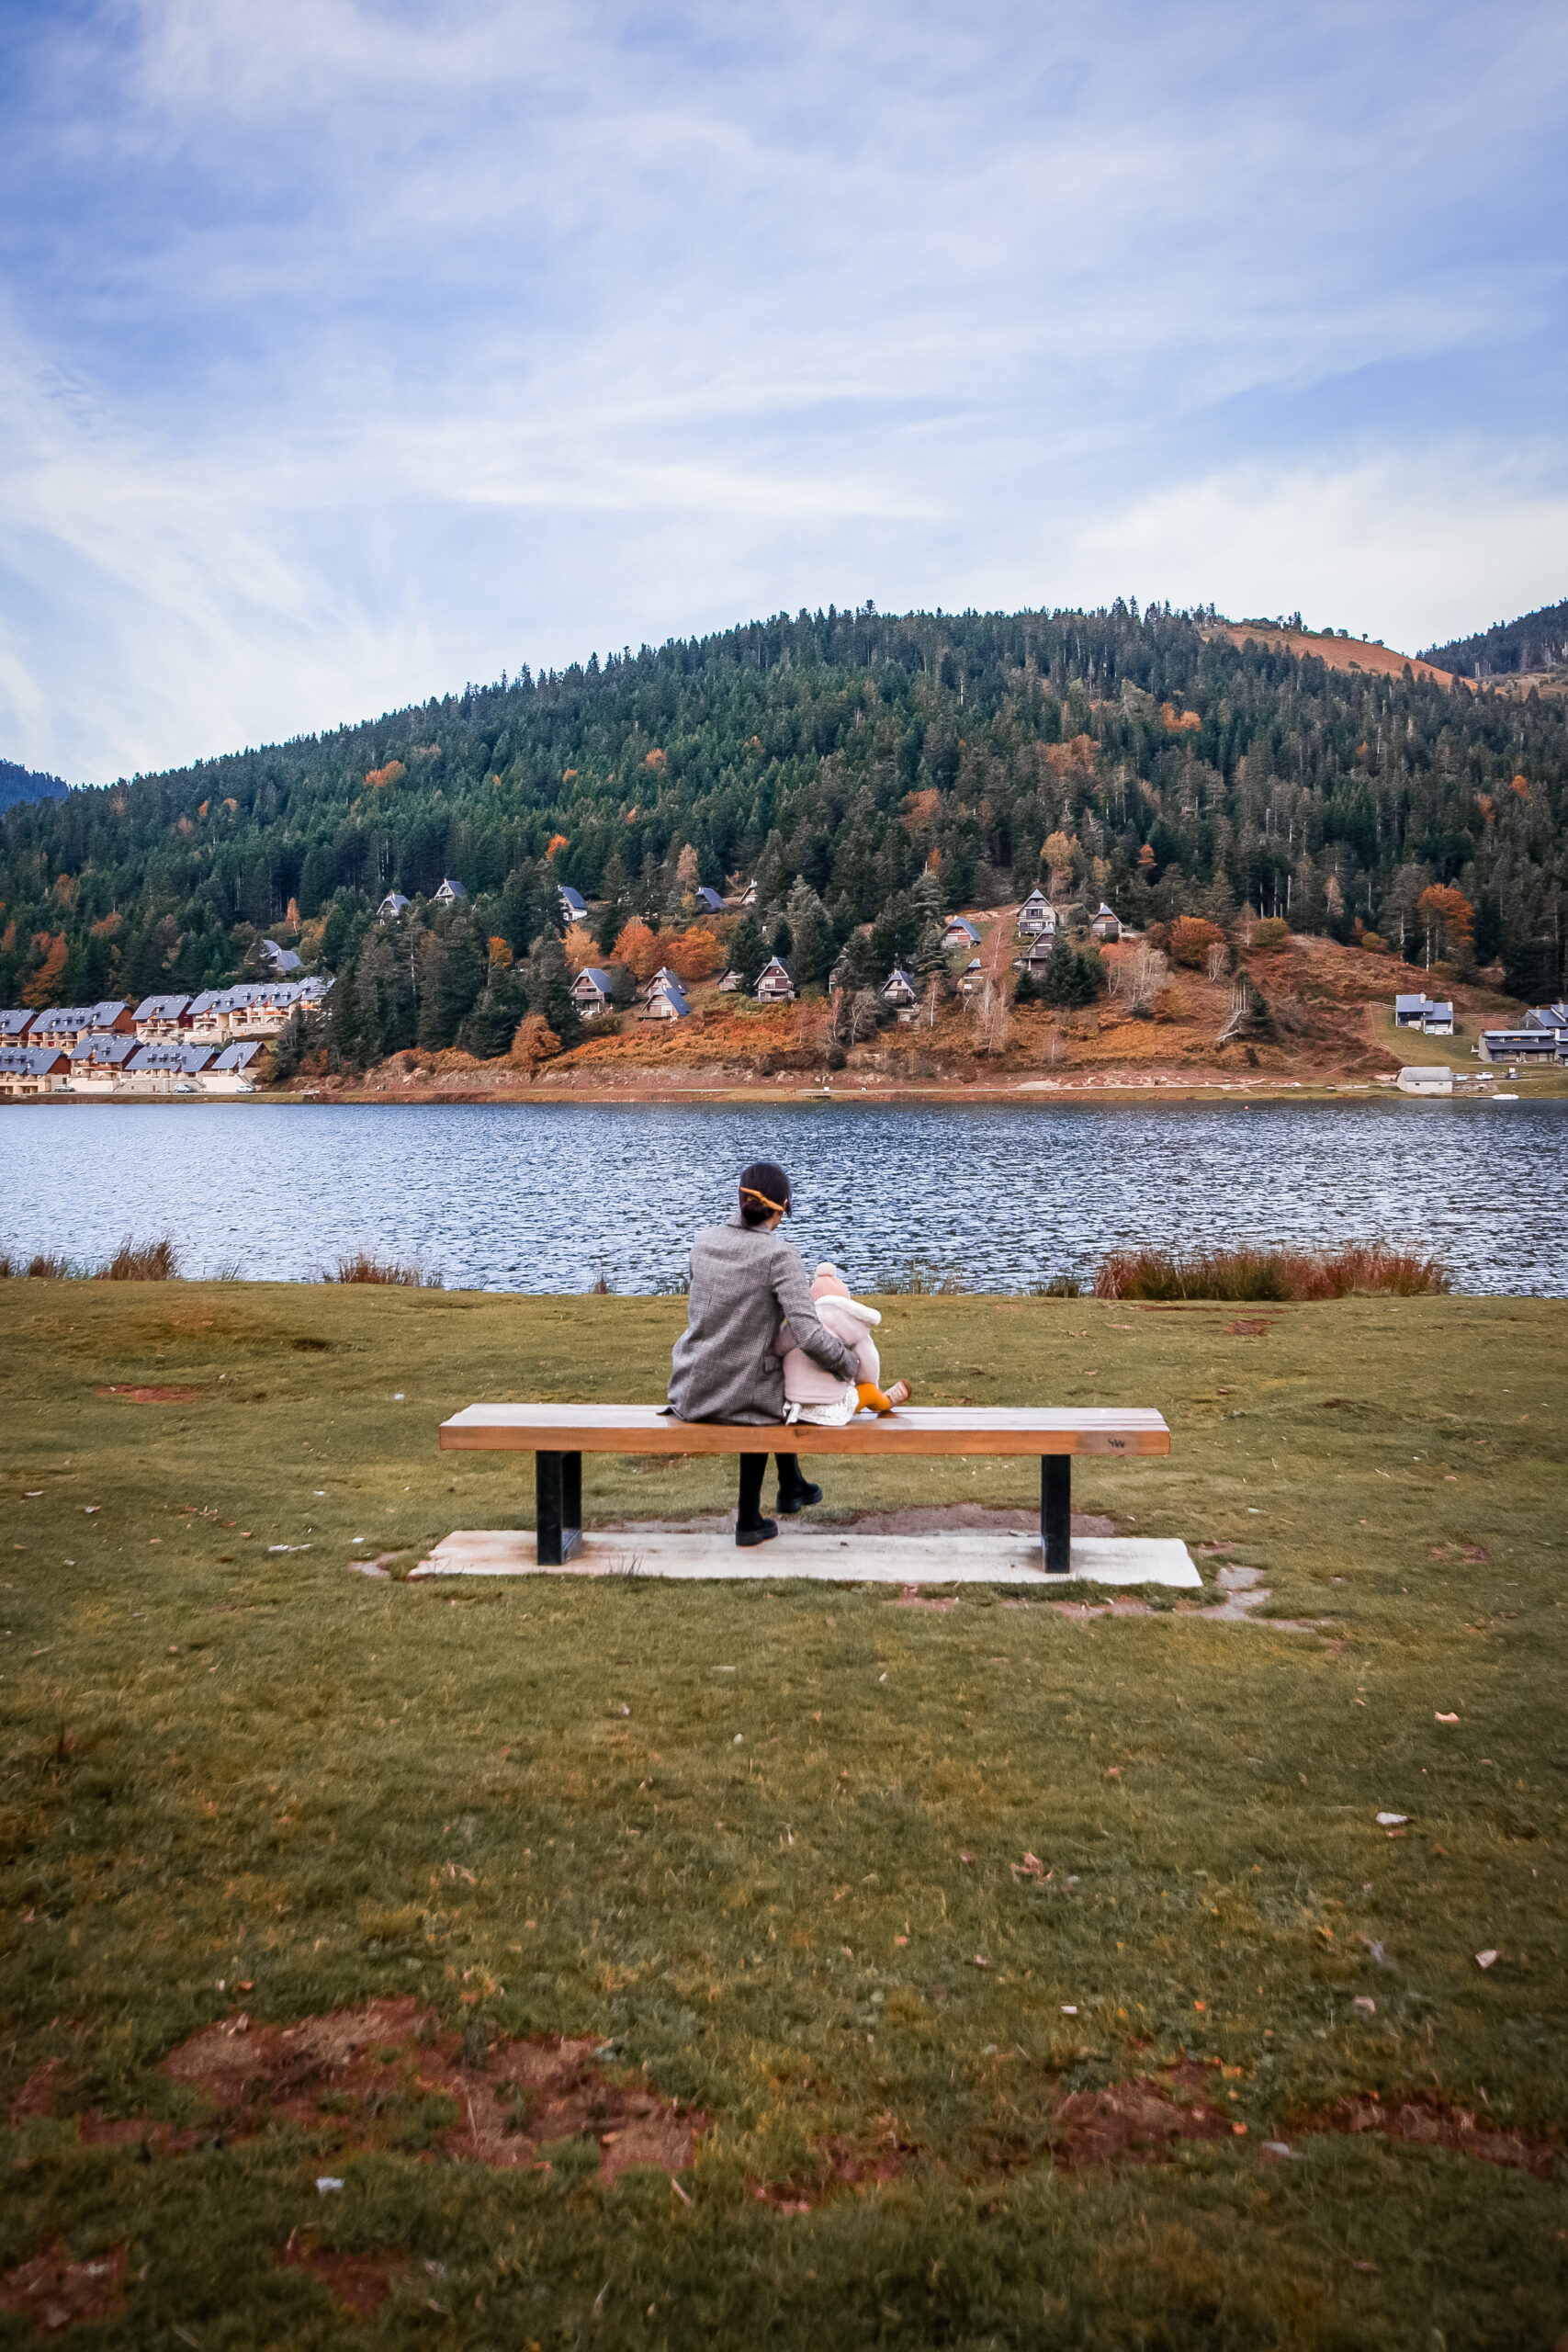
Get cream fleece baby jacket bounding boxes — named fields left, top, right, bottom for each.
left=779, top=1262, right=882, bottom=1406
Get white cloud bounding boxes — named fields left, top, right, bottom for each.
left=1, top=0, right=1564, bottom=775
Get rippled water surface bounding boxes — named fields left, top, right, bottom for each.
left=3, top=1098, right=1564, bottom=1294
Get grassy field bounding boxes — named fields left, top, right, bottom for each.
left=1, top=1280, right=1564, bottom=2348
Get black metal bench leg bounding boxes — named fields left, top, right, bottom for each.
left=536, top=1451, right=582, bottom=1566
left=1042, top=1454, right=1071, bottom=1577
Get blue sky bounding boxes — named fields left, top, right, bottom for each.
left=2, top=0, right=1565, bottom=783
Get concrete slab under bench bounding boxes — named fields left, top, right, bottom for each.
left=411, top=1528, right=1200, bottom=1587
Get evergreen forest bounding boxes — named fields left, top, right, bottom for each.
left=2, top=601, right=1564, bottom=1067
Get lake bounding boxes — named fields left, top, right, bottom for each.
left=3, top=1097, right=1564, bottom=1295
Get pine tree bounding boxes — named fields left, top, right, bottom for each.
left=728, top=912, right=766, bottom=986
left=525, top=930, right=581, bottom=1046
left=784, top=878, right=835, bottom=988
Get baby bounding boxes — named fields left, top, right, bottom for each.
left=780, top=1262, right=912, bottom=1427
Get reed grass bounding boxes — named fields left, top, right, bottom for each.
left=100, top=1233, right=180, bottom=1282
left=1094, top=1240, right=1450, bottom=1303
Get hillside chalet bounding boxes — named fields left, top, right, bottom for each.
left=943, top=916, right=980, bottom=951
left=753, top=956, right=795, bottom=1003
left=1017, top=889, right=1054, bottom=937
left=694, top=887, right=726, bottom=914
left=377, top=891, right=412, bottom=921
left=639, top=977, right=690, bottom=1022
left=569, top=967, right=615, bottom=1019
left=1090, top=903, right=1122, bottom=942
left=881, top=967, right=918, bottom=1009
left=433, top=877, right=468, bottom=906
left=558, top=884, right=588, bottom=923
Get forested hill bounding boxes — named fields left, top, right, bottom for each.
left=0, top=759, right=69, bottom=818
left=2, top=601, right=1565, bottom=1031
left=1424, top=599, right=1568, bottom=680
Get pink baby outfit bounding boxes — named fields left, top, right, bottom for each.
left=779, top=1262, right=882, bottom=1426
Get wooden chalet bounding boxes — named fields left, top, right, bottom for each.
left=752, top=956, right=795, bottom=1003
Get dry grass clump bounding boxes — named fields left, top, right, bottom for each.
left=100, top=1234, right=180, bottom=1281
left=1095, top=1240, right=1449, bottom=1302
left=322, top=1249, right=434, bottom=1287
left=321, top=1250, right=434, bottom=1288
left=0, top=1237, right=178, bottom=1280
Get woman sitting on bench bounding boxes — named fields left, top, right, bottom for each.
left=668, top=1159, right=863, bottom=1546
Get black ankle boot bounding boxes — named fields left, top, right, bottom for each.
left=736, top=1453, right=778, bottom=1546
left=774, top=1454, right=823, bottom=1514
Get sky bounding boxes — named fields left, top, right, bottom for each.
left=2, top=0, right=1566, bottom=784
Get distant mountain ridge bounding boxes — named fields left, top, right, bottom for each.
left=1422, top=600, right=1568, bottom=680
left=0, top=759, right=70, bottom=816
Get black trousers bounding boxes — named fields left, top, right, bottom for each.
left=739, top=1452, right=808, bottom=1519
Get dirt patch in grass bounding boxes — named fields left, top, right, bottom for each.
left=1297, top=2093, right=1559, bottom=2177
left=752, top=2129, right=919, bottom=2211
left=279, top=2233, right=408, bottom=2317
left=0, top=2241, right=128, bottom=2332
left=153, top=1999, right=705, bottom=2183
left=1051, top=2061, right=1242, bottom=2167
left=97, top=1384, right=209, bottom=1403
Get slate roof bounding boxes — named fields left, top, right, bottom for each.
left=69, top=1034, right=138, bottom=1067
left=571, top=967, right=614, bottom=994
left=133, top=994, right=191, bottom=1023
left=212, top=1041, right=265, bottom=1071
left=0, top=1008, right=34, bottom=1038
left=0, top=1046, right=67, bottom=1075
left=262, top=940, right=303, bottom=974
left=558, top=885, right=587, bottom=918
left=378, top=891, right=412, bottom=918
left=128, top=1043, right=217, bottom=1074
left=694, top=887, right=726, bottom=912
left=434, top=876, right=468, bottom=901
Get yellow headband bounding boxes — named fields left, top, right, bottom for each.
left=739, top=1185, right=789, bottom=1215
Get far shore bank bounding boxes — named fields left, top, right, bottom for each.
left=8, top=1069, right=1566, bottom=1109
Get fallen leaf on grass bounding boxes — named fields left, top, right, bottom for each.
left=1010, top=1852, right=1045, bottom=1880
left=1352, top=1996, right=1377, bottom=2016
left=1474, top=1950, right=1498, bottom=1970
left=1435, top=1712, right=1459, bottom=1724
left=970, top=1954, right=990, bottom=1969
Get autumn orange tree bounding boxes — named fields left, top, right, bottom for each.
left=611, top=918, right=662, bottom=981
left=661, top=925, right=723, bottom=985
left=22, top=933, right=67, bottom=1007
left=561, top=923, right=599, bottom=971
left=1418, top=884, right=1473, bottom=963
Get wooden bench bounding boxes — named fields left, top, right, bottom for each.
left=437, top=1404, right=1170, bottom=1576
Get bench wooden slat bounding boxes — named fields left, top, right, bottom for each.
left=439, top=1403, right=1169, bottom=1459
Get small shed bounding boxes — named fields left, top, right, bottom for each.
left=1396, top=1065, right=1453, bottom=1095
left=753, top=956, right=795, bottom=1003
left=434, top=877, right=468, bottom=906
left=570, top=967, right=615, bottom=1018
